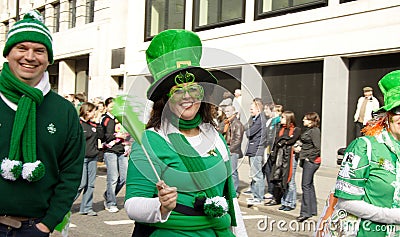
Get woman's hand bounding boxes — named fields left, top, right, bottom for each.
left=157, top=180, right=177, bottom=216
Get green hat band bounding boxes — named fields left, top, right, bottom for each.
left=3, top=10, right=53, bottom=64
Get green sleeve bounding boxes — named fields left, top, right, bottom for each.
left=125, top=130, right=177, bottom=200
left=334, top=137, right=370, bottom=200
left=41, top=108, right=85, bottom=231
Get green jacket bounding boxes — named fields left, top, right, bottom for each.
left=0, top=91, right=85, bottom=231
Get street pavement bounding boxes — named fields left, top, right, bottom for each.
left=50, top=159, right=339, bottom=237
left=235, top=157, right=339, bottom=223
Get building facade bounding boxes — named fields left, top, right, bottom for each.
left=1, top=0, right=400, bottom=167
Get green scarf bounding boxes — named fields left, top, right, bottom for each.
left=166, top=133, right=237, bottom=234
left=0, top=62, right=45, bottom=182
left=170, top=113, right=202, bottom=130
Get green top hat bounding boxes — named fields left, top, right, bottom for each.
left=378, top=70, right=400, bottom=112
left=146, top=29, right=218, bottom=102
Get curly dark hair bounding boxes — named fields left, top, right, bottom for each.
left=146, top=95, right=217, bottom=130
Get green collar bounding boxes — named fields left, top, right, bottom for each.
left=170, top=113, right=202, bottom=130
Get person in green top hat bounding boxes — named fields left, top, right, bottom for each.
left=124, top=29, right=247, bottom=236
left=0, top=10, right=84, bottom=235
left=333, top=70, right=400, bottom=237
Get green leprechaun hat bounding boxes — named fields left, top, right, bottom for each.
left=377, top=70, right=400, bottom=112
left=146, top=29, right=218, bottom=102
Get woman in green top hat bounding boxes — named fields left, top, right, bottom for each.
left=124, top=29, right=247, bottom=237
left=333, top=70, right=400, bottom=236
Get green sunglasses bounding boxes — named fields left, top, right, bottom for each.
left=168, top=83, right=204, bottom=101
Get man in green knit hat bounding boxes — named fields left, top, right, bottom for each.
left=0, top=10, right=85, bottom=236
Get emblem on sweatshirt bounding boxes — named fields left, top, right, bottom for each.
left=47, top=123, right=56, bottom=134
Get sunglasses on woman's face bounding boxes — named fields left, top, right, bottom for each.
left=168, top=83, right=204, bottom=101
left=390, top=106, right=400, bottom=115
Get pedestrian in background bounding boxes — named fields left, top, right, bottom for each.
left=101, top=97, right=128, bottom=213
left=0, top=10, right=84, bottom=235
left=94, top=100, right=106, bottom=164
left=224, top=105, right=245, bottom=197
left=245, top=98, right=267, bottom=205
left=296, top=112, right=321, bottom=222
left=268, top=111, right=300, bottom=208
left=219, top=91, right=233, bottom=109
left=354, top=86, right=379, bottom=137
left=216, top=106, right=227, bottom=134
left=232, top=88, right=242, bottom=118
left=94, top=101, right=105, bottom=122
left=75, top=102, right=104, bottom=216
left=334, top=71, right=400, bottom=236
left=74, top=92, right=87, bottom=113
left=263, top=104, right=283, bottom=199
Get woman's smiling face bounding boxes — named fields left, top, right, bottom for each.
left=168, top=82, right=203, bottom=120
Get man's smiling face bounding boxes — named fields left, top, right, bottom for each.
left=6, top=42, right=49, bottom=86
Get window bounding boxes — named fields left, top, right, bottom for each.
left=145, top=0, right=185, bottom=40
left=255, top=0, right=327, bottom=19
left=111, top=48, right=125, bottom=69
left=86, top=0, right=95, bottom=23
left=53, top=2, right=60, bottom=32
left=261, top=61, right=323, bottom=127
left=69, top=0, right=77, bottom=28
left=193, top=0, right=245, bottom=31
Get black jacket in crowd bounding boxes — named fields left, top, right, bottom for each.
left=101, top=112, right=125, bottom=155
left=80, top=118, right=103, bottom=158
left=270, top=125, right=301, bottom=191
left=245, top=113, right=268, bottom=157
left=299, top=127, right=321, bottom=163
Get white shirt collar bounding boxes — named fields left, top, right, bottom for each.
left=0, top=71, right=51, bottom=111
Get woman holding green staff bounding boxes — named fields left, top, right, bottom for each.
left=124, top=29, right=247, bottom=237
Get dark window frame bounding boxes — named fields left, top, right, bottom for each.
left=255, top=0, right=327, bottom=20
left=69, top=0, right=77, bottom=28
left=144, top=0, right=186, bottom=41
left=52, top=2, right=60, bottom=32
left=193, top=0, right=245, bottom=31
left=86, top=0, right=95, bottom=23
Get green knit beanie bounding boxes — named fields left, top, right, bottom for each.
left=2, top=10, right=53, bottom=64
